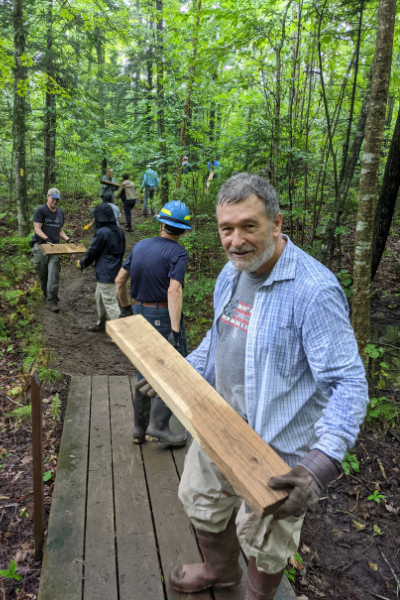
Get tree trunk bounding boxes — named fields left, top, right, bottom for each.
left=176, top=1, right=201, bottom=189
left=339, top=1, right=363, bottom=183
left=371, top=104, right=400, bottom=279
left=94, top=27, right=105, bottom=129
left=270, top=1, right=291, bottom=188
left=13, top=0, right=29, bottom=236
left=43, top=0, right=56, bottom=193
left=351, top=0, right=396, bottom=350
left=146, top=46, right=153, bottom=131
left=322, top=76, right=371, bottom=261
left=155, top=0, right=168, bottom=203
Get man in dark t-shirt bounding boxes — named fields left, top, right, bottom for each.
left=115, top=200, right=192, bottom=446
left=32, top=187, right=71, bottom=313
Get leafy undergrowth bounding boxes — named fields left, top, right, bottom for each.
left=0, top=197, right=91, bottom=599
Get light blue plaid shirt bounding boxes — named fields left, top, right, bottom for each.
left=186, top=236, right=368, bottom=468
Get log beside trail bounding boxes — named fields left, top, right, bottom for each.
left=106, top=315, right=290, bottom=516
left=40, top=242, right=86, bottom=255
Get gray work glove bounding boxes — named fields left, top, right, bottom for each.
left=168, top=329, right=181, bottom=350
left=119, top=305, right=133, bottom=318
left=135, top=378, right=157, bottom=398
left=268, top=449, right=339, bottom=520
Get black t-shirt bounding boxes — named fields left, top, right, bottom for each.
left=123, top=237, right=189, bottom=302
left=33, top=205, right=64, bottom=244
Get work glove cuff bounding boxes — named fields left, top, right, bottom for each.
left=120, top=305, right=133, bottom=317
left=299, top=448, right=339, bottom=490
left=44, top=238, right=52, bottom=244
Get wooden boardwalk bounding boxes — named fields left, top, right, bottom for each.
left=38, top=376, right=295, bottom=600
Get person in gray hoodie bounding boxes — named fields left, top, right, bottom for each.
left=115, top=173, right=137, bottom=232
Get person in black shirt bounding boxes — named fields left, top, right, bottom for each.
left=32, top=188, right=71, bottom=313
left=77, top=203, right=125, bottom=330
left=115, top=200, right=192, bottom=447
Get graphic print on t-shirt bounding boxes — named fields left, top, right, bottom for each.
left=220, top=297, right=253, bottom=334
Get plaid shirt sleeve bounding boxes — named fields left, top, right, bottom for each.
left=301, top=283, right=369, bottom=461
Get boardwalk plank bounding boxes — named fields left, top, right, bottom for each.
left=84, top=376, right=118, bottom=600
left=142, top=441, right=212, bottom=600
left=109, top=376, right=164, bottom=600
left=38, top=376, right=91, bottom=600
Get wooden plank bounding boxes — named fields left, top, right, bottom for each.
left=38, top=376, right=91, bottom=600
left=141, top=441, right=212, bottom=600
left=84, top=376, right=118, bottom=600
left=109, top=376, right=164, bottom=600
left=40, top=242, right=86, bottom=255
left=106, top=315, right=290, bottom=516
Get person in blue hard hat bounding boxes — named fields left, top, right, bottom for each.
left=115, top=200, right=192, bottom=446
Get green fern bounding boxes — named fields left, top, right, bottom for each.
left=48, top=393, right=61, bottom=421
left=365, top=396, right=399, bottom=429
left=5, top=404, right=32, bottom=423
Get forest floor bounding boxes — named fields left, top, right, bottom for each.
left=0, top=206, right=399, bottom=600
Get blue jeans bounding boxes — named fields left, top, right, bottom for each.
left=123, top=199, right=136, bottom=228
left=134, top=303, right=188, bottom=381
left=143, top=186, right=155, bottom=210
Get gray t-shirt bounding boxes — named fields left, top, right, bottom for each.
left=215, top=270, right=267, bottom=420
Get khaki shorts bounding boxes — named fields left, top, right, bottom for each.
left=178, top=439, right=304, bottom=574
left=95, top=282, right=120, bottom=321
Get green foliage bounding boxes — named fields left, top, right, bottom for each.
left=43, top=471, right=53, bottom=482
left=335, top=270, right=353, bottom=298
left=367, top=489, right=385, bottom=504
left=284, top=566, right=296, bottom=583
left=364, top=344, right=385, bottom=359
left=0, top=560, right=23, bottom=581
left=5, top=404, right=32, bottom=423
left=184, top=276, right=216, bottom=304
left=341, top=451, right=360, bottom=476
left=48, top=393, right=61, bottom=421
left=365, top=396, right=399, bottom=429
left=37, top=366, right=63, bottom=385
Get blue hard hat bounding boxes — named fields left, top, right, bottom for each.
left=155, top=200, right=192, bottom=231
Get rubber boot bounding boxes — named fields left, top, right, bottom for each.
left=170, top=512, right=242, bottom=593
left=145, top=397, right=187, bottom=447
left=246, top=558, right=285, bottom=600
left=142, top=208, right=148, bottom=216
left=133, top=389, right=151, bottom=444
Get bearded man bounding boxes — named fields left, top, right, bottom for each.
left=138, top=173, right=368, bottom=599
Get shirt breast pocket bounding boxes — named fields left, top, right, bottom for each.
left=275, top=326, right=304, bottom=381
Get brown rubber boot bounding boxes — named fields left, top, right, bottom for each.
left=133, top=389, right=151, bottom=444
left=169, top=512, right=242, bottom=593
left=246, top=557, right=285, bottom=600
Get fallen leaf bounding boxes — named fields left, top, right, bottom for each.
left=12, top=471, right=23, bottom=482
left=301, top=544, right=311, bottom=554
left=369, top=563, right=378, bottom=571
left=352, top=520, right=366, bottom=531
left=0, top=496, right=9, bottom=500
left=385, top=503, right=400, bottom=515
left=290, top=555, right=303, bottom=570
left=69, top=455, right=76, bottom=458
left=67, top=420, right=72, bottom=423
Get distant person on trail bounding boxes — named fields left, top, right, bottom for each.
left=101, top=168, right=116, bottom=198
left=140, top=164, right=160, bottom=216
left=115, top=200, right=192, bottom=446
left=77, top=203, right=125, bottom=331
left=207, top=157, right=220, bottom=179
left=182, top=156, right=192, bottom=174
left=32, top=187, right=72, bottom=314
left=135, top=173, right=369, bottom=598
left=115, top=173, right=136, bottom=232
left=83, top=191, right=120, bottom=230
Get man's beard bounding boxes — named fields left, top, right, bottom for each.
left=227, top=237, right=275, bottom=273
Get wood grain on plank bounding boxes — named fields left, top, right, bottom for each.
left=84, top=376, right=118, bottom=600
left=40, top=242, right=86, bottom=255
left=38, top=376, right=91, bottom=600
left=141, top=441, right=212, bottom=600
left=109, top=376, right=164, bottom=600
left=106, top=315, right=290, bottom=516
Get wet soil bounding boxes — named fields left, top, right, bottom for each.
left=297, top=430, right=400, bottom=600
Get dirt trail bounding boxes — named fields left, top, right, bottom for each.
left=38, top=209, right=144, bottom=376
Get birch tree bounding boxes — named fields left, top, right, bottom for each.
left=351, top=0, right=396, bottom=350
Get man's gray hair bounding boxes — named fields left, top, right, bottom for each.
left=217, top=173, right=280, bottom=221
